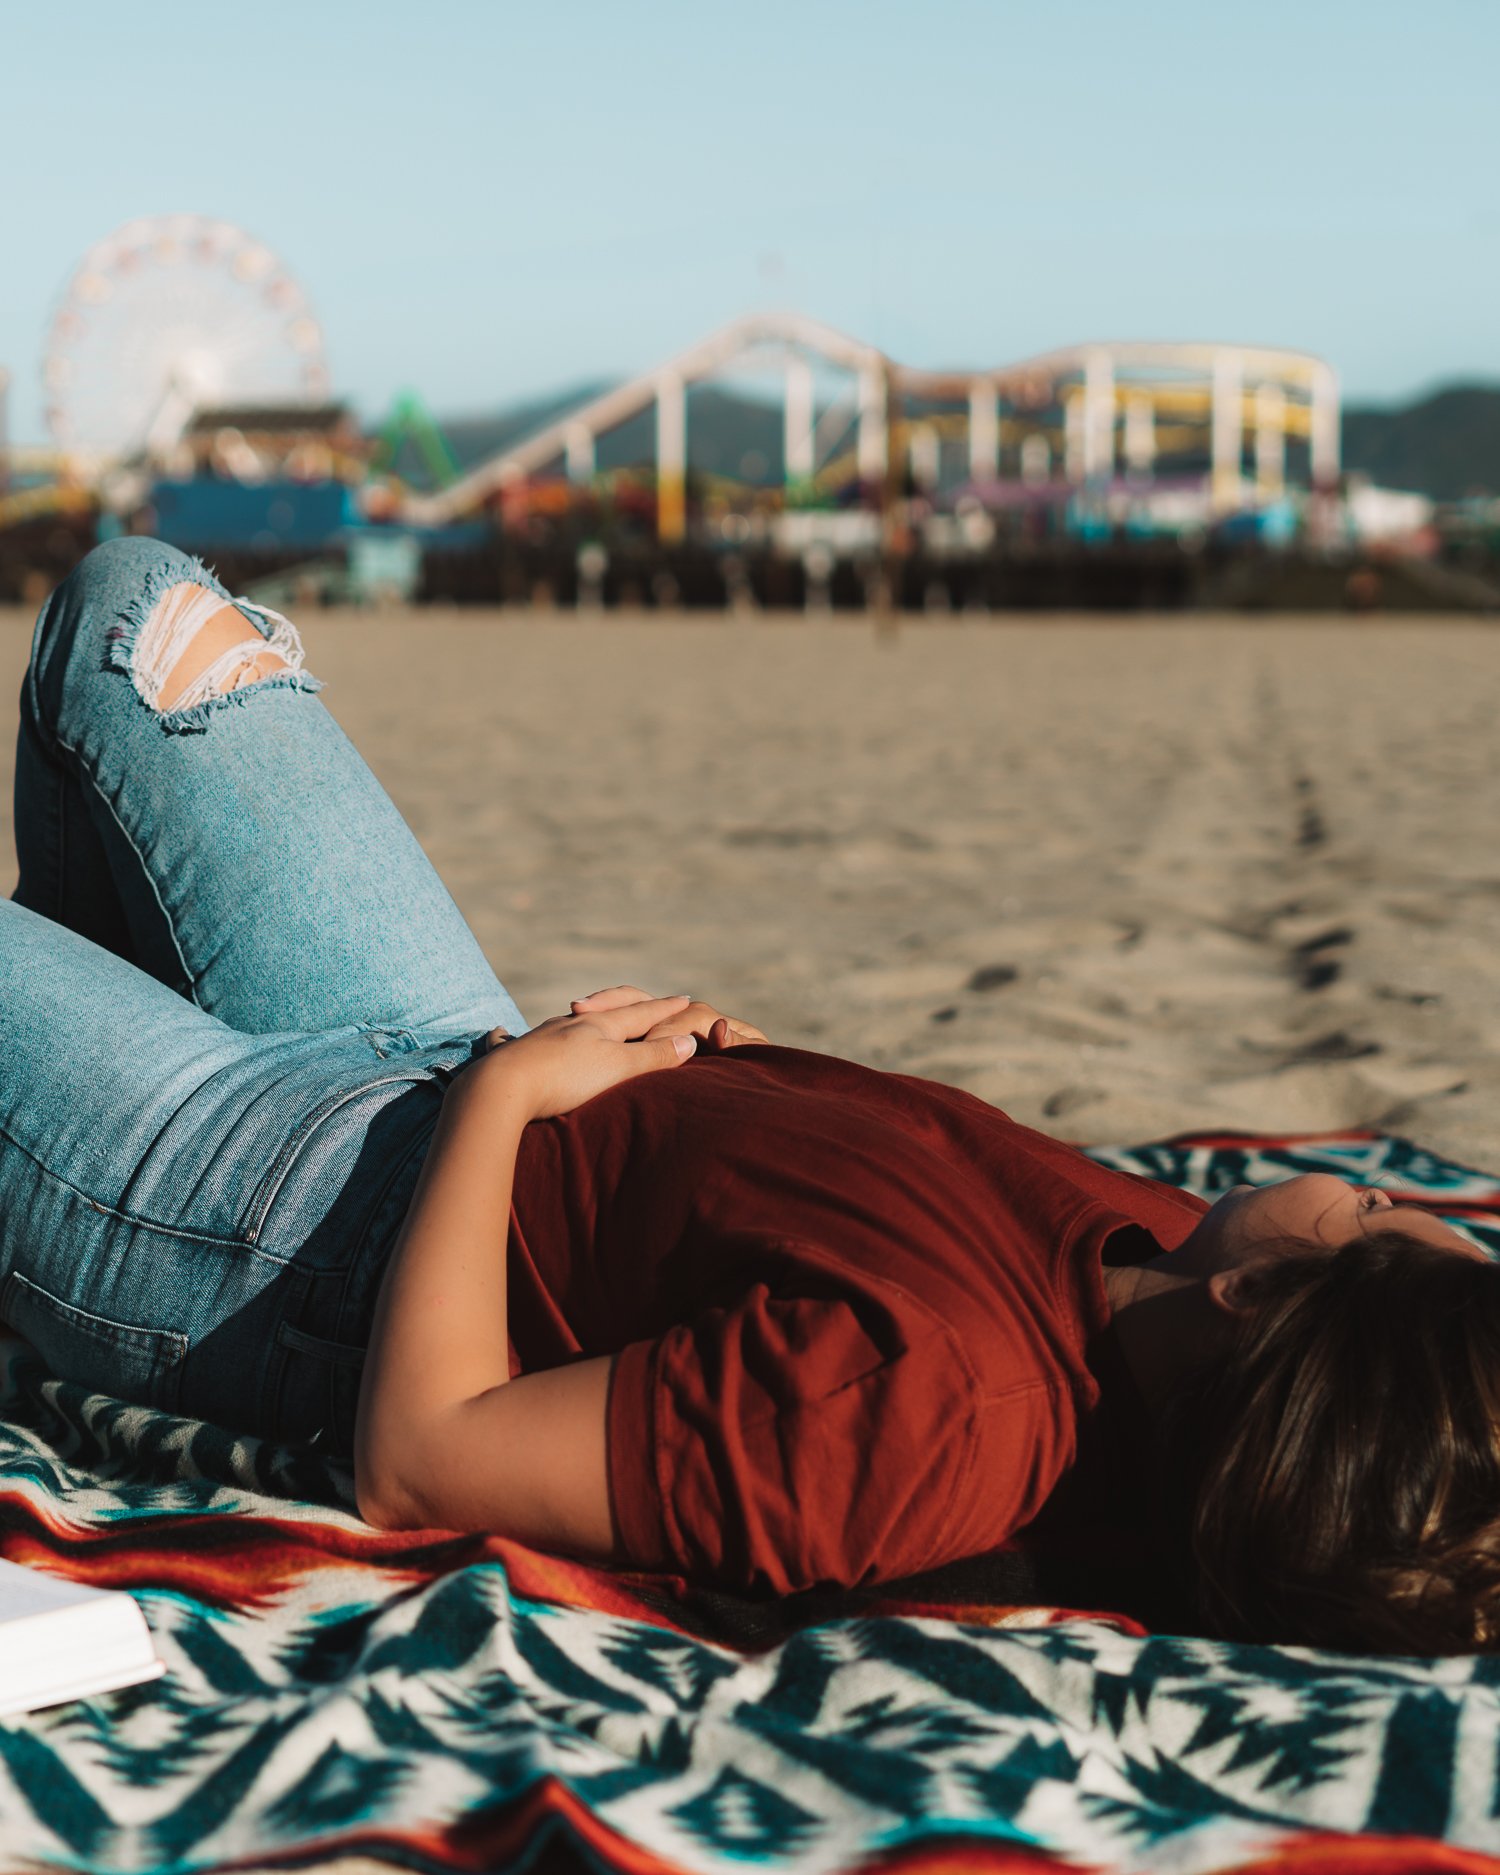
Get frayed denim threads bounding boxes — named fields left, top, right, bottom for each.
left=102, top=549, right=323, bottom=735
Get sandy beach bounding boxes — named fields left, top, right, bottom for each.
left=4, top=605, right=1499, bottom=1172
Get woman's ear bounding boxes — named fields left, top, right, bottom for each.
left=1206, top=1263, right=1266, bottom=1317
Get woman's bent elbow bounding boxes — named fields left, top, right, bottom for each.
left=353, top=1451, right=429, bottom=1531
left=354, top=1402, right=429, bottom=1528
left=354, top=1473, right=404, bottom=1530
left=354, top=1405, right=476, bottom=1532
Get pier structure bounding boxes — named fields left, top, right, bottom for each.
left=1013, top=339, right=1342, bottom=511
left=411, top=315, right=1341, bottom=541
left=415, top=312, right=893, bottom=542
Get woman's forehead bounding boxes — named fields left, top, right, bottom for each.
left=1364, top=1200, right=1488, bottom=1259
left=1253, top=1177, right=1487, bottom=1260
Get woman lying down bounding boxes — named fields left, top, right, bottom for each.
left=6, top=538, right=1497, bottom=1659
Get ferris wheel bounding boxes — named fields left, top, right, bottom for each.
left=41, top=214, right=330, bottom=463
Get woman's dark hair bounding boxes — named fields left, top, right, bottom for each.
left=1160, top=1230, right=1500, bottom=1654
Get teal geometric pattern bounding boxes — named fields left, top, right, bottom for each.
left=1, top=1129, right=1498, bottom=1875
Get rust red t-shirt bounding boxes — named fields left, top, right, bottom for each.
left=505, top=1044, right=1207, bottom=1595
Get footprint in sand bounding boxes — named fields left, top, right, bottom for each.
left=1290, top=927, right=1353, bottom=992
left=967, top=965, right=1019, bottom=992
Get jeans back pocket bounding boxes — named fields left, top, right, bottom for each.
left=2, top=1272, right=187, bottom=1413
left=271, top=1320, right=366, bottom=1455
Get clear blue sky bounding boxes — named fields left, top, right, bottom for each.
left=4, top=0, right=1497, bottom=441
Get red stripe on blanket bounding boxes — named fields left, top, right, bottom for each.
left=0, top=1495, right=724, bottom=1631
left=0, top=1494, right=1124, bottom=1652
left=443, top=1785, right=1099, bottom=1873
left=1213, top=1831, right=1500, bottom=1873
left=1152, top=1128, right=1386, bottom=1147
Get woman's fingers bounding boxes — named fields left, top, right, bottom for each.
left=570, top=988, right=629, bottom=1010
left=641, top=1004, right=769, bottom=1049
left=646, top=1033, right=697, bottom=1067
left=568, top=990, right=767, bottom=1050
left=590, top=995, right=696, bottom=1040
left=570, top=985, right=685, bottom=1013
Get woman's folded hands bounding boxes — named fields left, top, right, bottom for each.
left=572, top=983, right=767, bottom=1052
left=470, top=985, right=768, bottom=1123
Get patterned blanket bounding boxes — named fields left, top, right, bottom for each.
left=5, top=1131, right=1500, bottom=1875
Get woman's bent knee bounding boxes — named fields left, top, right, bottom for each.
left=30, top=537, right=322, bottom=738
left=142, top=587, right=292, bottom=712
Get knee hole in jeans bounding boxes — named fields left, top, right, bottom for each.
left=137, top=582, right=306, bottom=714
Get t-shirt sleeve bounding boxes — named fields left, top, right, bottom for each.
left=606, top=1274, right=1027, bottom=1595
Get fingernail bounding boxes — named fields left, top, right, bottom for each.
left=673, top=1034, right=696, bottom=1058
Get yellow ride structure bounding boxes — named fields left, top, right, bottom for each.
left=409, top=316, right=1340, bottom=542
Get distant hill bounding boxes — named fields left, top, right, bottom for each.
left=438, top=383, right=788, bottom=485
left=433, top=380, right=1500, bottom=503
left=439, top=383, right=612, bottom=469
left=1342, top=385, right=1500, bottom=501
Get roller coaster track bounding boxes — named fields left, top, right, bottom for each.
left=408, top=312, right=1339, bottom=532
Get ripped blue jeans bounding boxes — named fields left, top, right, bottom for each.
left=4, top=537, right=528, bottom=1456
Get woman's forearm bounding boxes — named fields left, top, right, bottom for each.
left=350, top=996, right=693, bottom=1543
left=354, top=1054, right=530, bottom=1518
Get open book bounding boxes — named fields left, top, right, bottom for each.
left=0, top=1559, right=164, bottom=1717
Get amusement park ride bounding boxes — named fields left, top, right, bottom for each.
left=414, top=313, right=1340, bottom=535
left=0, top=212, right=1377, bottom=609
left=404, top=312, right=1342, bottom=601
left=40, top=215, right=328, bottom=464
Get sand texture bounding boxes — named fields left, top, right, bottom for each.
left=3, top=605, right=1499, bottom=1168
